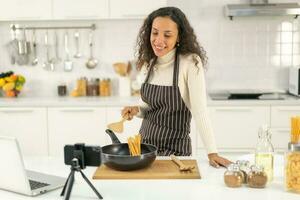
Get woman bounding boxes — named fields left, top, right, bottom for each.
left=122, top=7, right=231, bottom=168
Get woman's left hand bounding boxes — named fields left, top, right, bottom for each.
left=208, top=153, right=232, bottom=168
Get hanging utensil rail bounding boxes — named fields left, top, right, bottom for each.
left=11, top=24, right=96, bottom=31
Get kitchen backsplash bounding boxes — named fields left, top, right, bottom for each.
left=0, top=0, right=300, bottom=97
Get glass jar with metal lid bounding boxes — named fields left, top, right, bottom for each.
left=247, top=164, right=268, bottom=188
left=285, top=143, right=300, bottom=193
left=224, top=163, right=243, bottom=188
left=236, top=160, right=250, bottom=183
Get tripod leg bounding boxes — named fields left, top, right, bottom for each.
left=60, top=170, right=73, bottom=196
left=79, top=170, right=103, bottom=199
left=64, top=170, right=75, bottom=200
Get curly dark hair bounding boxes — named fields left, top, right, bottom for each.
left=135, top=6, right=207, bottom=69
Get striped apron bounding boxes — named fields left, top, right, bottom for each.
left=139, top=52, right=192, bottom=156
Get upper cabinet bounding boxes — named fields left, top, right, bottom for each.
left=0, top=0, right=167, bottom=21
left=109, top=0, right=167, bottom=19
left=0, top=0, right=52, bottom=21
left=52, top=0, right=109, bottom=20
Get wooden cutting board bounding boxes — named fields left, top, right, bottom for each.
left=93, top=159, right=201, bottom=179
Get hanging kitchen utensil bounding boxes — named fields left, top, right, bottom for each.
left=31, top=30, right=38, bottom=66
left=170, top=154, right=195, bottom=172
left=42, top=30, right=54, bottom=71
left=51, top=31, right=61, bottom=64
left=86, top=30, right=98, bottom=69
left=64, top=32, right=73, bottom=72
left=74, top=30, right=81, bottom=58
left=18, top=28, right=27, bottom=55
left=102, top=129, right=157, bottom=171
left=15, top=27, right=30, bottom=65
left=107, top=115, right=128, bottom=133
left=6, top=28, right=18, bottom=65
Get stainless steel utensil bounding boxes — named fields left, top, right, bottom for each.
left=6, top=28, right=18, bottom=65
left=51, top=31, right=61, bottom=64
left=31, top=30, right=38, bottom=66
left=86, top=31, right=98, bottom=69
left=74, top=30, right=81, bottom=58
left=43, top=31, right=54, bottom=71
left=64, top=32, right=73, bottom=72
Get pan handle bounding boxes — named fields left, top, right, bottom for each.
left=105, top=129, right=121, bottom=144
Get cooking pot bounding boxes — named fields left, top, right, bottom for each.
left=102, top=129, right=157, bottom=171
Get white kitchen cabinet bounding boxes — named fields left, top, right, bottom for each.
left=270, top=106, right=300, bottom=150
left=271, top=128, right=289, bottom=150
left=106, top=106, right=142, bottom=143
left=203, top=106, right=270, bottom=150
left=0, top=107, right=48, bottom=156
left=109, top=0, right=167, bottom=19
left=48, top=107, right=107, bottom=156
left=0, top=0, right=52, bottom=21
left=271, top=106, right=300, bottom=128
left=52, top=0, right=109, bottom=20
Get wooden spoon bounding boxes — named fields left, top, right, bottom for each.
left=107, top=116, right=128, bottom=133
left=170, top=154, right=195, bottom=172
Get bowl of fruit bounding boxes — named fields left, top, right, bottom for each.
left=0, top=71, right=26, bottom=97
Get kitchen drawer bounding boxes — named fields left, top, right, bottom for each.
left=48, top=107, right=107, bottom=156
left=0, top=107, right=48, bottom=156
left=271, top=106, right=300, bottom=128
left=205, top=106, right=270, bottom=149
left=271, top=128, right=290, bottom=150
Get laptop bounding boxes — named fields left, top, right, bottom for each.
left=0, top=136, right=66, bottom=196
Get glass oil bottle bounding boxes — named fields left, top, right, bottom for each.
left=255, top=125, right=274, bottom=182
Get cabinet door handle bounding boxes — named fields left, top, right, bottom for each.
left=214, top=108, right=252, bottom=112
left=121, top=14, right=145, bottom=18
left=60, top=109, right=95, bottom=113
left=272, top=129, right=289, bottom=133
left=62, top=15, right=100, bottom=19
left=0, top=110, right=34, bottom=113
left=277, top=109, right=300, bottom=112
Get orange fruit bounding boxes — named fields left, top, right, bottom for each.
left=5, top=90, right=15, bottom=97
left=10, top=75, right=18, bottom=82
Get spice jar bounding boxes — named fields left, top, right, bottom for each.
left=247, top=164, right=268, bottom=188
left=236, top=160, right=250, bottom=183
left=224, top=163, right=243, bottom=188
left=99, top=78, right=111, bottom=97
left=285, top=143, right=300, bottom=193
left=87, top=78, right=99, bottom=96
left=77, top=77, right=87, bottom=96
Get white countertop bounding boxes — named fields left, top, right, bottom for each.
left=0, top=153, right=299, bottom=200
left=0, top=95, right=299, bottom=107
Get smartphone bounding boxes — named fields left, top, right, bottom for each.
left=64, top=143, right=102, bottom=168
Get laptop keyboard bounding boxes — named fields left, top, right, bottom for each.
left=29, top=179, right=50, bottom=190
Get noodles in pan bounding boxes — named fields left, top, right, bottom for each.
left=127, top=134, right=141, bottom=156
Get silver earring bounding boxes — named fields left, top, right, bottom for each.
left=176, top=42, right=180, bottom=47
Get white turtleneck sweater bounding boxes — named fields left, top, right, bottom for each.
left=137, top=48, right=217, bottom=154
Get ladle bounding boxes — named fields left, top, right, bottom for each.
left=86, top=31, right=98, bottom=69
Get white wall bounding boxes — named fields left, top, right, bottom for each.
left=0, top=0, right=299, bottom=97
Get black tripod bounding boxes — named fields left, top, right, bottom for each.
left=60, top=158, right=103, bottom=200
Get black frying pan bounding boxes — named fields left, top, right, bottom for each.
left=101, top=129, right=157, bottom=171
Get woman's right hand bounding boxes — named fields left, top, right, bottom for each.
left=121, top=106, right=139, bottom=120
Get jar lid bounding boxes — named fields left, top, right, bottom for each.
left=250, top=164, right=264, bottom=172
left=288, top=142, right=300, bottom=151
left=227, top=163, right=240, bottom=172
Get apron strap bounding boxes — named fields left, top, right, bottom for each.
left=144, top=58, right=156, bottom=83
left=173, top=51, right=179, bottom=87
